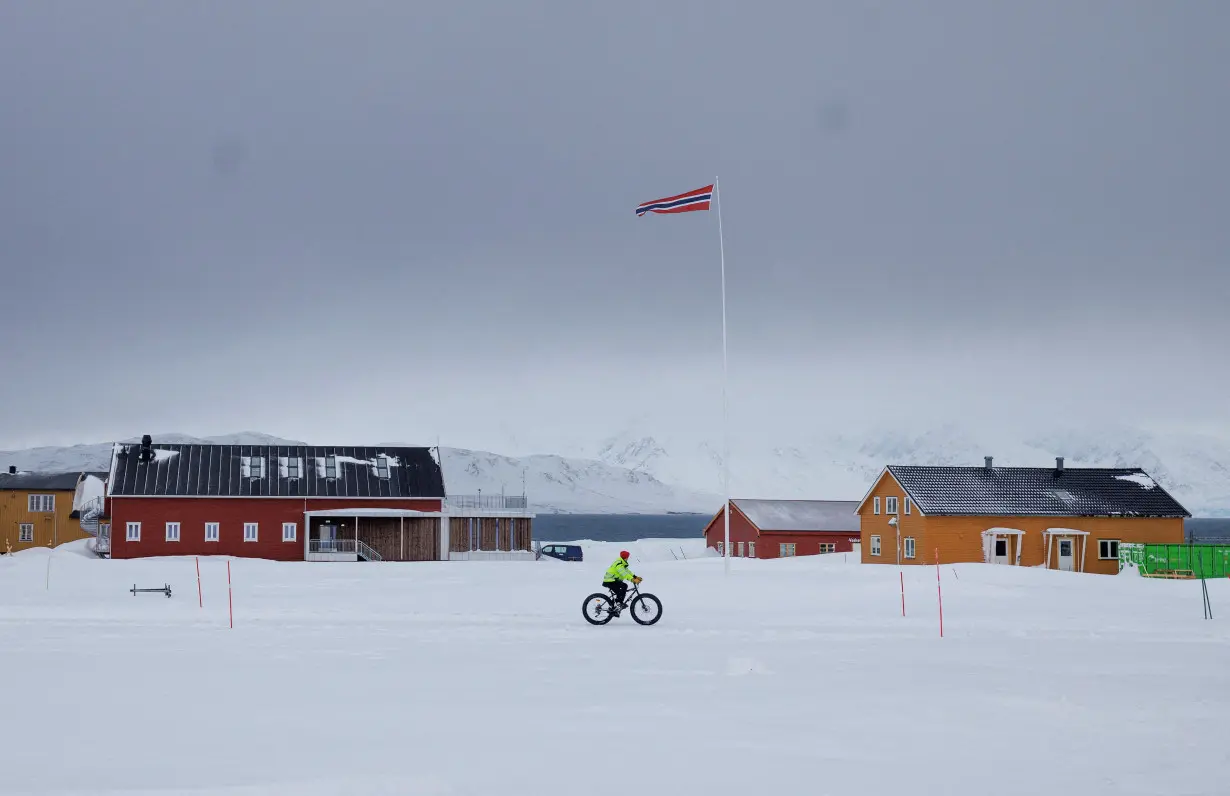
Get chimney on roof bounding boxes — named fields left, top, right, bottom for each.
left=984, top=456, right=993, bottom=470
left=7, top=465, right=15, bottom=474
left=1055, top=456, right=1065, bottom=473
left=139, top=434, right=153, bottom=463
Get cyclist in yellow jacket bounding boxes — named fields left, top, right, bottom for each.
left=603, top=550, right=641, bottom=609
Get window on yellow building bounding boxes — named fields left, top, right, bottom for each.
left=28, top=494, right=55, bottom=512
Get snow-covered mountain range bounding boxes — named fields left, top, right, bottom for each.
left=3, top=424, right=1228, bottom=515
left=578, top=422, right=1230, bottom=516
left=0, top=433, right=719, bottom=515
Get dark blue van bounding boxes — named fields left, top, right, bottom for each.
left=537, top=543, right=583, bottom=562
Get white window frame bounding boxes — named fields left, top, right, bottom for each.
left=325, top=455, right=338, bottom=479
left=375, top=454, right=391, bottom=479
left=205, top=522, right=220, bottom=542
left=244, top=522, right=259, bottom=543
left=871, top=534, right=882, bottom=556
left=165, top=522, right=181, bottom=542
left=747, top=541, right=756, bottom=558
left=126, top=522, right=141, bottom=541
left=886, top=496, right=899, bottom=515
left=280, top=457, right=303, bottom=479
left=716, top=541, right=724, bottom=556
left=780, top=543, right=796, bottom=557
left=874, top=497, right=881, bottom=515
left=818, top=543, right=836, bottom=554
left=282, top=522, right=297, bottom=542
left=19, top=524, right=34, bottom=542
left=904, top=536, right=916, bottom=559
left=904, top=497, right=912, bottom=515
left=1098, top=539, right=1120, bottom=560
left=736, top=541, right=744, bottom=557
left=27, top=494, right=55, bottom=513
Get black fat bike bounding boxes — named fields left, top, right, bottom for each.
left=582, top=579, right=663, bottom=626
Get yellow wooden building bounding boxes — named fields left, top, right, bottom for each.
left=856, top=457, right=1189, bottom=575
left=0, top=470, right=98, bottom=553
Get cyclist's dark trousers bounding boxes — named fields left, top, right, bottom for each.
left=605, top=580, right=628, bottom=605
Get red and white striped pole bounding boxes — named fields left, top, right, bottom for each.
left=227, top=560, right=234, bottom=629
left=195, top=557, right=203, bottom=608
left=936, top=548, right=944, bottom=638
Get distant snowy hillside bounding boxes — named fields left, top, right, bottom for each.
left=583, top=423, right=1230, bottom=516
left=0, top=434, right=718, bottom=515
left=435, top=448, right=717, bottom=514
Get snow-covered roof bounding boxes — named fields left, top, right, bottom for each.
left=1114, top=472, right=1157, bottom=490
left=0, top=471, right=85, bottom=491
left=305, top=508, right=440, bottom=518
left=885, top=465, right=1189, bottom=518
left=733, top=499, right=860, bottom=532
left=107, top=442, right=444, bottom=498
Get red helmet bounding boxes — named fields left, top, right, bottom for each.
left=620, top=550, right=630, bottom=560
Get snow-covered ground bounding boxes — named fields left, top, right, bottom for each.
left=1, top=540, right=1227, bottom=795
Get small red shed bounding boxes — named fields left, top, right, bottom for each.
left=704, top=499, right=861, bottom=559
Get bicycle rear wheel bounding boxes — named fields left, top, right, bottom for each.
left=629, top=593, right=662, bottom=625
left=582, top=592, right=616, bottom=625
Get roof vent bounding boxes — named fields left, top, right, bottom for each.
left=984, top=456, right=993, bottom=470
left=139, top=434, right=153, bottom=463
left=1055, top=456, right=1064, bottom=473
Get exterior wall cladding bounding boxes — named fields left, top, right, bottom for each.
left=703, top=507, right=857, bottom=558
left=109, top=497, right=443, bottom=560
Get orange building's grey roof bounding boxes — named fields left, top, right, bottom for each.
left=886, top=465, right=1190, bottom=518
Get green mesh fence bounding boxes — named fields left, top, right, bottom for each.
left=1119, top=543, right=1230, bottom=578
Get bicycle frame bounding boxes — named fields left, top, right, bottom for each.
left=605, top=580, right=644, bottom=601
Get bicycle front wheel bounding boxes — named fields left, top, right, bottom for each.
left=629, top=593, right=662, bottom=625
left=582, top=592, right=616, bottom=625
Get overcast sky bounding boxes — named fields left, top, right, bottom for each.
left=1, top=1, right=1228, bottom=453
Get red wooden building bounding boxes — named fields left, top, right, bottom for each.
left=703, top=499, right=861, bottom=558
left=105, top=436, right=534, bottom=562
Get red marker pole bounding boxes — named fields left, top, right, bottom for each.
left=900, top=571, right=906, bottom=617
left=196, top=557, right=203, bottom=608
left=936, top=548, right=944, bottom=638
left=227, top=560, right=234, bottom=629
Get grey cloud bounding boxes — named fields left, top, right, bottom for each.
left=1, top=1, right=1228, bottom=450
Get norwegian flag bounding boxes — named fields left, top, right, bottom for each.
left=635, top=184, right=714, bottom=216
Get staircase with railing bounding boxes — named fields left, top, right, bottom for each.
left=77, top=496, right=110, bottom=557
left=78, top=496, right=104, bottom=536
left=306, top=538, right=383, bottom=561
left=355, top=540, right=383, bottom=561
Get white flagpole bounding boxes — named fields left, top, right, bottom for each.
left=715, top=176, right=730, bottom=576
